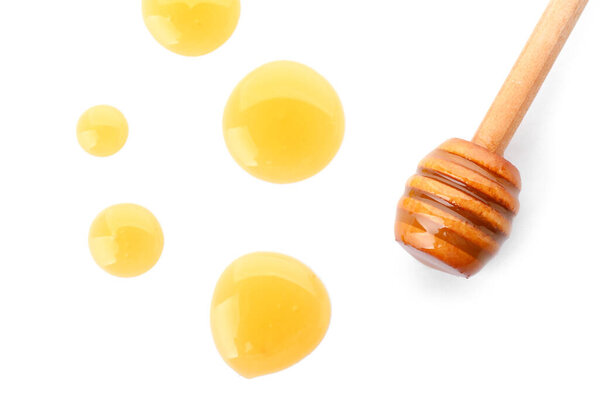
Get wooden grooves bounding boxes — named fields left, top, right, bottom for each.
left=395, top=0, right=587, bottom=277
left=395, top=139, right=521, bottom=277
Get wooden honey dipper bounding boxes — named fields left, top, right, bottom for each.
left=395, top=0, right=588, bottom=278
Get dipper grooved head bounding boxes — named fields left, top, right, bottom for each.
left=395, top=139, right=521, bottom=278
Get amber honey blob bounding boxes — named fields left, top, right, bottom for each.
left=211, top=252, right=331, bottom=378
left=223, top=61, right=345, bottom=184
left=142, top=0, right=240, bottom=56
left=77, top=105, right=128, bottom=157
left=88, top=204, right=164, bottom=278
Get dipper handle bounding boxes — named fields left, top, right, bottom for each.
left=472, top=0, right=587, bottom=155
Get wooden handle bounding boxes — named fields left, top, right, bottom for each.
left=472, top=0, right=587, bottom=155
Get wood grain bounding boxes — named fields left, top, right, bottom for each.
left=472, top=0, right=588, bottom=155
left=395, top=139, right=520, bottom=277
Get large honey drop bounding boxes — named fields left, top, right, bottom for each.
left=142, top=0, right=240, bottom=57
left=210, top=252, right=331, bottom=378
left=88, top=204, right=164, bottom=278
left=223, top=61, right=345, bottom=184
left=77, top=105, right=128, bottom=157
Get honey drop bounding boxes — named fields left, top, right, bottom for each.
left=223, top=61, right=345, bottom=184
left=142, top=0, right=240, bottom=57
left=77, top=105, right=128, bottom=157
left=211, top=252, right=331, bottom=378
left=88, top=204, right=164, bottom=278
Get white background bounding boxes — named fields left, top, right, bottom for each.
left=1, top=0, right=598, bottom=398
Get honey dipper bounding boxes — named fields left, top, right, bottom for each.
left=395, top=0, right=588, bottom=278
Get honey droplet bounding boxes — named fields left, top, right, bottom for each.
left=77, top=105, right=128, bottom=157
left=211, top=252, right=331, bottom=378
left=223, top=61, right=345, bottom=184
left=142, top=0, right=240, bottom=57
left=89, top=204, right=164, bottom=278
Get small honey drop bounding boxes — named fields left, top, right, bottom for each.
left=211, top=252, right=331, bottom=378
left=223, top=61, right=345, bottom=184
left=142, top=0, right=240, bottom=57
left=88, top=204, right=164, bottom=278
left=77, top=105, right=128, bottom=157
